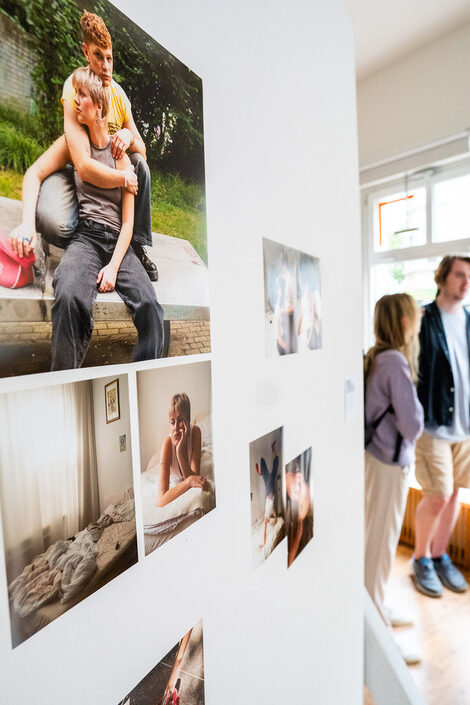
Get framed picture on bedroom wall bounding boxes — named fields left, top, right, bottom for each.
left=105, top=378, right=121, bottom=423
left=136, top=360, right=215, bottom=555
left=0, top=374, right=137, bottom=648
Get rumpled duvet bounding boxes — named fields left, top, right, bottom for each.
left=8, top=499, right=135, bottom=617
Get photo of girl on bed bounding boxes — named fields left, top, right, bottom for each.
left=0, top=374, right=137, bottom=647
left=250, top=427, right=285, bottom=569
left=285, top=447, right=314, bottom=567
left=138, top=361, right=215, bottom=555
left=118, top=620, right=205, bottom=704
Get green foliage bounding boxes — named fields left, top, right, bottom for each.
left=89, top=0, right=205, bottom=181
left=391, top=263, right=405, bottom=285
left=0, top=123, right=43, bottom=172
left=3, top=0, right=83, bottom=144
left=0, top=102, right=46, bottom=145
left=0, top=167, right=23, bottom=200
left=150, top=170, right=207, bottom=263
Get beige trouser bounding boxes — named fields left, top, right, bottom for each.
left=364, top=450, right=410, bottom=624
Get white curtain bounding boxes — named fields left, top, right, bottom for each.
left=0, top=381, right=99, bottom=582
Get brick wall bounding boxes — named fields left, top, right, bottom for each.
left=0, top=13, right=36, bottom=111
left=0, top=320, right=211, bottom=357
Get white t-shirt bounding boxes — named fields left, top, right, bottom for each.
left=427, top=307, right=470, bottom=441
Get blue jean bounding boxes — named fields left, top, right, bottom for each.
left=51, top=219, right=163, bottom=370
left=36, top=153, right=152, bottom=248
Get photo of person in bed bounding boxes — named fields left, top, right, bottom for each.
left=250, top=426, right=285, bottom=569
left=137, top=361, right=215, bottom=555
left=158, top=393, right=208, bottom=507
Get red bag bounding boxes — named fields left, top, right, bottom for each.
left=0, top=233, right=35, bottom=289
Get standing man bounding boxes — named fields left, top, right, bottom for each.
left=412, top=255, right=470, bottom=597
left=36, top=10, right=158, bottom=281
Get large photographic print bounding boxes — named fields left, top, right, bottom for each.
left=263, top=238, right=322, bottom=358
left=0, top=374, right=137, bottom=647
left=0, top=0, right=209, bottom=377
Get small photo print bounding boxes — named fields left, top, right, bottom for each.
left=285, top=447, right=314, bottom=567
left=263, top=238, right=322, bottom=358
left=118, top=620, right=205, bottom=704
left=249, top=427, right=285, bottom=569
left=137, top=361, right=215, bottom=555
left=0, top=374, right=137, bottom=647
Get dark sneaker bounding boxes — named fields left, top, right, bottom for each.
left=433, top=553, right=469, bottom=593
left=134, top=243, right=158, bottom=281
left=412, top=557, right=443, bottom=597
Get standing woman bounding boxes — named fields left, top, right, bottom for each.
left=364, top=294, right=424, bottom=638
left=9, top=67, right=163, bottom=370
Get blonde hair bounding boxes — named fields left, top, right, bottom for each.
left=364, top=293, right=419, bottom=382
left=169, top=393, right=191, bottom=422
left=81, top=10, right=112, bottom=49
left=72, top=67, right=109, bottom=121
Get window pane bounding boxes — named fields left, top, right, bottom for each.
left=373, top=187, right=427, bottom=252
left=371, top=258, right=440, bottom=307
left=433, top=174, right=470, bottom=242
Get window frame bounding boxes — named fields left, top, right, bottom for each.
left=362, top=156, right=470, bottom=348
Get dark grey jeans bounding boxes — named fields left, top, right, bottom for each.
left=51, top=219, right=163, bottom=370
left=36, top=153, right=152, bottom=249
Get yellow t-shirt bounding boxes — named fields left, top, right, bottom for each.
left=61, top=75, right=131, bottom=135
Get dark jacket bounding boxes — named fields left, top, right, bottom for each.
left=417, top=300, right=470, bottom=426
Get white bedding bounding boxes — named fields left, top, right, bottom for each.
left=251, top=517, right=285, bottom=568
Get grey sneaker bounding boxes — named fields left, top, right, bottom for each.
left=433, top=553, right=469, bottom=593
left=412, top=557, right=443, bottom=597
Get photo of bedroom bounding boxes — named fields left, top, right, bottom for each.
left=0, top=374, right=137, bottom=648
left=263, top=238, right=322, bottom=357
left=249, top=427, right=285, bottom=569
left=137, top=361, right=215, bottom=555
left=118, top=620, right=205, bottom=705
left=285, top=447, right=314, bottom=568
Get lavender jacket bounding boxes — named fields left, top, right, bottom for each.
left=365, top=349, right=424, bottom=466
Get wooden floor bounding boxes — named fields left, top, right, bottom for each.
left=365, top=544, right=470, bottom=705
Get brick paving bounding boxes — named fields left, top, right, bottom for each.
left=0, top=320, right=211, bottom=377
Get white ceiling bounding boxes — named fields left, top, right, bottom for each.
left=343, top=0, right=470, bottom=81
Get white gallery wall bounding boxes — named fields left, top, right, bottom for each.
left=356, top=21, right=470, bottom=167
left=0, top=1, right=364, bottom=703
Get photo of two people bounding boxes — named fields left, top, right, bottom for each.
left=0, top=0, right=209, bottom=377
left=263, top=238, right=322, bottom=358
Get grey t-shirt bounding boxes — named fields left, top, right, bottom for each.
left=74, top=140, right=122, bottom=232
left=426, top=307, right=470, bottom=441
